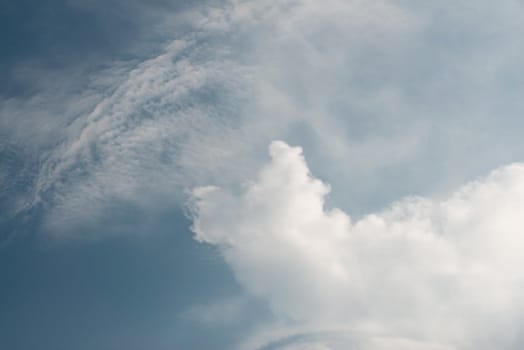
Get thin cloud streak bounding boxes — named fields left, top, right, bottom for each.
left=4, top=0, right=524, bottom=234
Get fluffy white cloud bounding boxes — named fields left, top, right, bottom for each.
left=192, top=141, right=524, bottom=349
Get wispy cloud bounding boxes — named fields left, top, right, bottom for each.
left=3, top=0, right=524, bottom=236
left=3, top=0, right=524, bottom=348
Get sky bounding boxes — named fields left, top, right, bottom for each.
left=2, top=0, right=524, bottom=349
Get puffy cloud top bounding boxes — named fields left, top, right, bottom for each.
left=192, top=141, right=524, bottom=349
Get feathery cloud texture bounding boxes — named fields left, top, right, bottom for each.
left=4, top=0, right=524, bottom=235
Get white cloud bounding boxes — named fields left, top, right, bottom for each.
left=4, top=0, right=524, bottom=235
left=191, top=141, right=524, bottom=349
left=30, top=37, right=256, bottom=232
left=5, top=0, right=524, bottom=347
left=16, top=0, right=420, bottom=232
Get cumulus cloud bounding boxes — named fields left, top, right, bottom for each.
left=191, top=141, right=524, bottom=349
left=5, top=0, right=524, bottom=347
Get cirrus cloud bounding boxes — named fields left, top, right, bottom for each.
left=5, top=0, right=524, bottom=236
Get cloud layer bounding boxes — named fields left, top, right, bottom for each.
left=4, top=0, right=524, bottom=348
left=4, top=0, right=524, bottom=235
left=192, top=141, right=524, bottom=349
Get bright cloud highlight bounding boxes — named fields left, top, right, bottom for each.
left=192, top=141, right=524, bottom=349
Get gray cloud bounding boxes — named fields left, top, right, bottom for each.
left=3, top=0, right=524, bottom=348
left=3, top=0, right=524, bottom=237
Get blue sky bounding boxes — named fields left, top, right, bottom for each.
left=3, top=0, right=524, bottom=349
